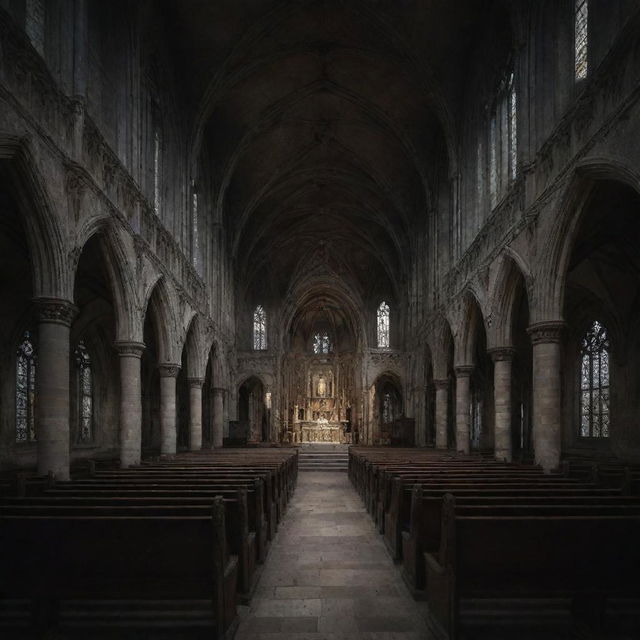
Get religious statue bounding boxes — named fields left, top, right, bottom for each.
left=317, top=374, right=326, bottom=397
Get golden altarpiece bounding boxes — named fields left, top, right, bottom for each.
left=282, top=353, right=359, bottom=444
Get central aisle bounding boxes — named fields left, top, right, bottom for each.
left=235, top=471, right=431, bottom=639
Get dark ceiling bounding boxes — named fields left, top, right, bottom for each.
left=159, top=0, right=495, bottom=313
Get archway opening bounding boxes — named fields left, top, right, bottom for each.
left=511, top=272, right=533, bottom=462
left=373, top=373, right=403, bottom=445
left=72, top=234, right=119, bottom=457
left=562, top=180, right=640, bottom=458
left=238, top=376, right=267, bottom=444
left=0, top=178, right=36, bottom=459
left=141, top=287, right=164, bottom=455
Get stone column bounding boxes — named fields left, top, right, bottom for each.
left=158, top=364, right=180, bottom=456
left=212, top=387, right=225, bottom=448
left=454, top=366, right=474, bottom=454
left=35, top=298, right=77, bottom=481
left=114, top=341, right=145, bottom=468
left=489, top=347, right=516, bottom=463
left=433, top=379, right=449, bottom=449
left=188, top=377, right=204, bottom=451
left=527, top=322, right=564, bottom=472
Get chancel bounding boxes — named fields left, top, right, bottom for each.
left=1, top=1, right=640, bottom=638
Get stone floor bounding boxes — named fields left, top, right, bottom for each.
left=235, top=472, right=431, bottom=639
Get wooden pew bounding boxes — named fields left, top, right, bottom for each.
left=53, top=473, right=278, bottom=544
left=0, top=497, right=238, bottom=640
left=423, top=494, right=640, bottom=639
left=383, top=476, right=592, bottom=560
left=402, top=484, right=640, bottom=597
left=44, top=478, right=269, bottom=568
left=1, top=487, right=260, bottom=602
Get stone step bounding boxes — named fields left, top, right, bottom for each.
left=297, top=445, right=349, bottom=471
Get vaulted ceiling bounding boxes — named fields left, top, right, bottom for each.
left=161, top=0, right=491, bottom=310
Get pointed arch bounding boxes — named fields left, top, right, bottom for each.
left=0, top=139, right=68, bottom=299
left=72, top=222, right=139, bottom=343
left=489, top=250, right=532, bottom=348
left=535, top=159, right=640, bottom=322
left=183, top=313, right=207, bottom=379
left=457, top=290, right=488, bottom=367
left=142, top=277, right=181, bottom=364
left=431, top=315, right=455, bottom=380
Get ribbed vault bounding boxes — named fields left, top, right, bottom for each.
left=161, top=0, right=487, bottom=311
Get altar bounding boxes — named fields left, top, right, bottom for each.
left=284, top=355, right=356, bottom=445
left=299, top=419, right=344, bottom=443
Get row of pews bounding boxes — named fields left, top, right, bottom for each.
left=349, top=447, right=640, bottom=640
left=0, top=448, right=298, bottom=639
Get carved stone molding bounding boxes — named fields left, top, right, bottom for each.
left=527, top=321, right=565, bottom=345
left=34, top=297, right=78, bottom=327
left=158, top=364, right=181, bottom=378
left=433, top=379, right=450, bottom=391
left=488, top=347, right=516, bottom=362
left=113, top=341, right=146, bottom=357
left=454, top=365, right=474, bottom=378
left=187, top=377, right=204, bottom=389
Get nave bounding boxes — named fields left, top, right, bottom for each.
left=236, top=471, right=429, bottom=639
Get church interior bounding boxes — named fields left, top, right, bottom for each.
left=1, top=0, right=640, bottom=638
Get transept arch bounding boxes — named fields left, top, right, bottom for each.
left=535, top=158, right=640, bottom=322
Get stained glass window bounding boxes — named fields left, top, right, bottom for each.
left=579, top=320, right=609, bottom=438
left=382, top=393, right=393, bottom=424
left=253, top=305, right=266, bottom=350
left=16, top=331, right=36, bottom=443
left=377, top=301, right=390, bottom=348
left=75, top=342, right=93, bottom=443
left=575, top=0, right=588, bottom=81
left=313, top=332, right=331, bottom=354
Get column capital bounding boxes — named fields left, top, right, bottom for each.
left=188, top=377, right=204, bottom=389
left=212, top=386, right=226, bottom=395
left=433, top=378, right=450, bottom=390
left=527, top=321, right=565, bottom=345
left=114, top=341, right=145, bottom=357
left=34, top=297, right=78, bottom=327
left=158, top=363, right=181, bottom=378
left=454, top=365, right=474, bottom=378
left=488, top=346, right=516, bottom=362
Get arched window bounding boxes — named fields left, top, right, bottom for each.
left=313, top=332, right=331, bottom=354
left=253, top=305, right=266, bottom=350
left=579, top=320, right=609, bottom=438
left=489, top=69, right=517, bottom=208
left=377, top=301, right=390, bottom=348
left=16, top=331, right=37, bottom=442
left=75, top=341, right=94, bottom=443
left=575, top=0, right=588, bottom=81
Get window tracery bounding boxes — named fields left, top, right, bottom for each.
left=377, top=301, right=390, bottom=348
left=253, top=305, right=266, bottom=350
left=313, top=332, right=331, bottom=354
left=16, top=331, right=37, bottom=443
left=579, top=320, right=609, bottom=438
left=575, top=0, right=589, bottom=81
left=75, top=342, right=94, bottom=443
